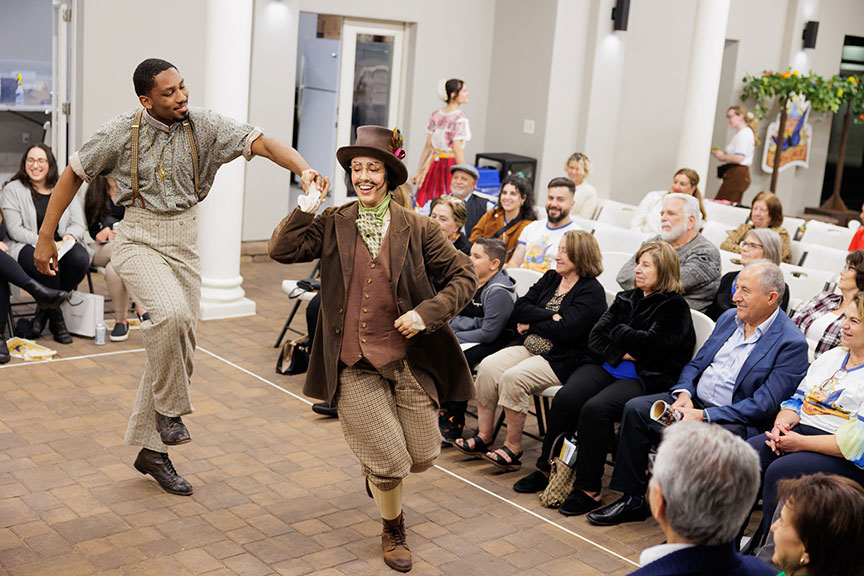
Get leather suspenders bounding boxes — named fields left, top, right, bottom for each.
left=130, top=108, right=200, bottom=209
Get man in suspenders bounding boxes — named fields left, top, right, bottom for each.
left=34, top=58, right=325, bottom=496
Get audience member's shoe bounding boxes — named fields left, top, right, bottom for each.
left=30, top=307, right=48, bottom=337
left=559, top=489, right=602, bottom=516
left=0, top=339, right=9, bottom=364
left=133, top=448, right=193, bottom=496
left=48, top=308, right=72, bottom=344
left=482, top=445, right=523, bottom=471
left=439, top=412, right=464, bottom=444
left=24, top=280, right=69, bottom=308
left=587, top=495, right=650, bottom=526
left=454, top=434, right=489, bottom=458
left=110, top=322, right=129, bottom=342
left=155, top=412, right=191, bottom=445
left=312, top=401, right=338, bottom=418
left=513, top=470, right=549, bottom=493
left=137, top=311, right=151, bottom=323
left=381, top=513, right=412, bottom=572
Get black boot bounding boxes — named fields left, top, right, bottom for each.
left=47, top=308, right=73, bottom=344
left=23, top=280, right=70, bottom=309
left=30, top=307, right=48, bottom=337
left=0, top=339, right=9, bottom=364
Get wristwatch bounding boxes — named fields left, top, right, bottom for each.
left=701, top=410, right=710, bottom=422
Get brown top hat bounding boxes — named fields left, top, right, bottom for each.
left=336, top=126, right=408, bottom=186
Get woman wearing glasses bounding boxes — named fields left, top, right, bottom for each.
left=1, top=144, right=90, bottom=344
left=792, top=250, right=864, bottom=363
left=706, top=228, right=789, bottom=320
left=747, top=290, right=864, bottom=547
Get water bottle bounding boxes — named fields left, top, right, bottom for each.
left=95, top=323, right=107, bottom=346
left=14, top=74, right=23, bottom=106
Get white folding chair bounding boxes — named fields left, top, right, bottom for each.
left=799, top=244, right=848, bottom=274
left=782, top=216, right=805, bottom=242
left=604, top=288, right=617, bottom=307
left=570, top=214, right=596, bottom=232
left=781, top=264, right=835, bottom=305
left=700, top=220, right=733, bottom=248
left=507, top=268, right=543, bottom=298
left=790, top=240, right=807, bottom=266
left=592, top=222, right=649, bottom=254
left=719, top=250, right=743, bottom=275
left=596, top=199, right=638, bottom=229
left=690, top=309, right=715, bottom=359
left=800, top=221, right=855, bottom=251
left=598, top=251, right=632, bottom=294
left=704, top=200, right=750, bottom=228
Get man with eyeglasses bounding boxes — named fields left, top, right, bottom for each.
left=32, top=58, right=325, bottom=497
left=586, top=260, right=808, bottom=527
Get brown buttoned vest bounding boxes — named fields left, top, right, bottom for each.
left=340, top=231, right=406, bottom=367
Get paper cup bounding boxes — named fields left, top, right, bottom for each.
left=650, top=400, right=682, bottom=427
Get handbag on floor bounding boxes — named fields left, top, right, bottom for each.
left=60, top=291, right=105, bottom=338
left=538, top=434, right=579, bottom=508
left=276, top=334, right=309, bottom=375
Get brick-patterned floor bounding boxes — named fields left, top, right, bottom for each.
left=0, top=258, right=665, bottom=575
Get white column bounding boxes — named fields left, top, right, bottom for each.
left=197, top=0, right=256, bottom=320
left=675, top=0, right=730, bottom=184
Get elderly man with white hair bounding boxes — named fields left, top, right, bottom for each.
left=617, top=193, right=721, bottom=313
left=589, top=261, right=808, bottom=526
left=629, top=422, right=774, bottom=576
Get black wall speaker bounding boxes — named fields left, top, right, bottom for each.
left=612, top=0, right=630, bottom=31
left=803, top=21, right=819, bottom=49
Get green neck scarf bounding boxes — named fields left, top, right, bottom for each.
left=356, top=194, right=391, bottom=259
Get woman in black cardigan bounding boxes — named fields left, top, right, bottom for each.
left=513, top=241, right=695, bottom=511
left=455, top=230, right=607, bottom=470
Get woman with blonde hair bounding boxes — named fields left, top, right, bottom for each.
left=513, top=242, right=696, bottom=510
left=455, top=230, right=607, bottom=470
left=630, top=168, right=707, bottom=234
left=713, top=105, right=759, bottom=203
left=566, top=152, right=598, bottom=219
left=412, top=78, right=471, bottom=208
left=430, top=195, right=470, bottom=254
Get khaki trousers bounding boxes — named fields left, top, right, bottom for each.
left=335, top=359, right=440, bottom=491
left=112, top=206, right=200, bottom=452
left=474, top=345, right=560, bottom=414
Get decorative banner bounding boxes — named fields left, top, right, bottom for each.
left=761, top=93, right=812, bottom=174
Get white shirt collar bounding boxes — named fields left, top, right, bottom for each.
left=638, top=542, right=695, bottom=567
left=734, top=306, right=780, bottom=340
left=143, top=109, right=173, bottom=133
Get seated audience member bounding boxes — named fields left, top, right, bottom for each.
left=565, top=152, right=598, bottom=219
left=720, top=190, right=791, bottom=263
left=617, top=194, right=721, bottom=313
left=1, top=144, right=91, bottom=344
left=0, top=207, right=70, bottom=363
left=587, top=261, right=808, bottom=527
left=507, top=177, right=580, bottom=272
left=470, top=176, right=536, bottom=263
left=747, top=291, right=864, bottom=544
left=791, top=250, right=864, bottom=363
left=454, top=230, right=606, bottom=470
left=430, top=196, right=471, bottom=254
left=849, top=207, right=864, bottom=252
left=630, top=168, right=707, bottom=235
left=84, top=176, right=147, bottom=341
left=419, top=163, right=492, bottom=233
left=514, top=242, right=695, bottom=512
left=628, top=422, right=773, bottom=576
left=770, top=474, right=864, bottom=576
left=440, top=238, right=517, bottom=442
left=707, top=228, right=789, bottom=320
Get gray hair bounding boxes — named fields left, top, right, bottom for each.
left=745, top=228, right=783, bottom=265
left=664, top=193, right=703, bottom=230
left=743, top=259, right=785, bottom=300
left=650, top=421, right=760, bottom=546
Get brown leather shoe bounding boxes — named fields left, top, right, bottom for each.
left=155, top=412, right=191, bottom=445
left=133, top=448, right=193, bottom=496
left=381, top=513, right=412, bottom=572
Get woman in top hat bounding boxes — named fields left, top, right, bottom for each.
left=269, top=126, right=477, bottom=573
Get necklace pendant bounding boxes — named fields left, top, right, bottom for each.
left=158, top=167, right=165, bottom=180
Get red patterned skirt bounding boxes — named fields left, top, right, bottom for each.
left=416, top=153, right=455, bottom=208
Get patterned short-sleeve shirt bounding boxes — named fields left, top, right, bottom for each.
left=426, top=109, right=471, bottom=152
left=69, top=107, right=262, bottom=213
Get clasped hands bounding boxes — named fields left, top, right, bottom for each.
left=763, top=421, right=804, bottom=456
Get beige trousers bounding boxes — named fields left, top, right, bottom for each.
left=112, top=206, right=200, bottom=452
left=335, top=359, right=440, bottom=491
left=91, top=241, right=131, bottom=320
left=474, top=345, right=560, bottom=414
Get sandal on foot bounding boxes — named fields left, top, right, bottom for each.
left=483, top=445, right=523, bottom=471
left=454, top=434, right=489, bottom=458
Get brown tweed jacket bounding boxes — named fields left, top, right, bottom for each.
left=269, top=200, right=478, bottom=405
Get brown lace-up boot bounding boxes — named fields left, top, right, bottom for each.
left=381, top=513, right=412, bottom=572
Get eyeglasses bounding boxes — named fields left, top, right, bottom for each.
left=26, top=158, right=48, bottom=166
left=350, top=162, right=384, bottom=174
left=817, top=368, right=848, bottom=393
left=843, top=264, right=856, bottom=273
left=739, top=241, right=763, bottom=250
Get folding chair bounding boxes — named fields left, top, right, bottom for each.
left=273, top=260, right=321, bottom=348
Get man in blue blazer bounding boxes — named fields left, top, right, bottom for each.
left=588, top=261, right=808, bottom=526
left=627, top=422, right=775, bottom=576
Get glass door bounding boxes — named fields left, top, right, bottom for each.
left=333, top=19, right=405, bottom=204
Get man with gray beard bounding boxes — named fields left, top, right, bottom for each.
left=617, top=194, right=720, bottom=313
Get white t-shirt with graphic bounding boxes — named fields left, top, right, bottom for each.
left=517, top=219, right=581, bottom=272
